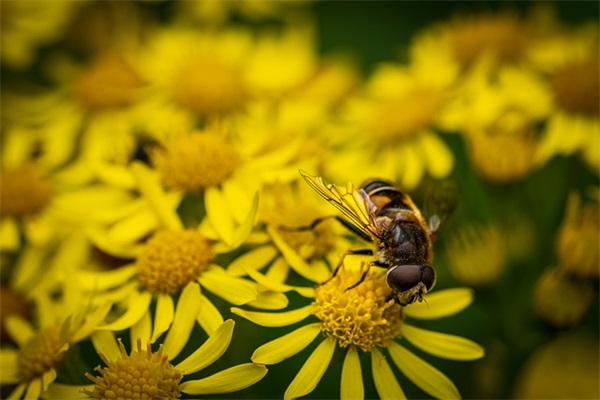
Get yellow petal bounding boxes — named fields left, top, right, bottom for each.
left=151, top=293, right=174, bottom=343
left=180, top=363, right=268, bottom=395
left=206, top=187, right=235, bottom=247
left=404, top=288, right=474, bottom=320
left=0, top=219, right=20, bottom=251
left=71, top=302, right=113, bottom=343
left=163, top=282, right=201, bottom=360
left=231, top=305, right=314, bottom=327
left=267, top=226, right=330, bottom=282
left=252, top=323, right=322, bottom=365
left=42, top=383, right=92, bottom=399
left=0, top=349, right=19, bottom=384
left=371, top=347, right=406, bottom=400
left=227, top=245, right=278, bottom=277
left=85, top=227, right=142, bottom=259
left=5, top=315, right=34, bottom=346
left=244, top=266, right=315, bottom=298
left=91, top=330, right=120, bottom=363
left=199, top=267, right=257, bottom=305
left=77, top=265, right=137, bottom=291
left=108, top=207, right=163, bottom=244
left=176, top=319, right=235, bottom=374
left=231, top=191, right=260, bottom=249
left=341, top=346, right=364, bottom=400
left=131, top=162, right=183, bottom=230
left=402, top=324, right=485, bottom=361
left=131, top=310, right=152, bottom=347
left=284, top=336, right=336, bottom=400
left=96, top=291, right=152, bottom=331
left=388, top=341, right=460, bottom=399
left=398, top=143, right=423, bottom=191
left=25, top=376, right=42, bottom=399
left=196, top=292, right=224, bottom=336
left=41, top=368, right=57, bottom=393
left=246, top=290, right=289, bottom=310
left=420, top=131, right=454, bottom=178
left=7, top=382, right=26, bottom=400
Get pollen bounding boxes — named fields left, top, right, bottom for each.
left=313, top=266, right=403, bottom=352
left=169, top=56, right=249, bottom=117
left=446, top=12, right=528, bottom=67
left=135, top=229, right=214, bottom=295
left=0, top=165, right=53, bottom=218
left=552, top=56, right=599, bottom=117
left=17, top=326, right=68, bottom=381
left=73, top=52, right=143, bottom=112
left=152, top=131, right=241, bottom=192
left=368, top=87, right=443, bottom=141
left=83, top=338, right=183, bottom=400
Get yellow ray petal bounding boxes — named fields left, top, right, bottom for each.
left=162, top=282, right=201, bottom=360
left=420, top=131, right=454, bottom=178
left=398, top=142, right=423, bottom=190
left=231, top=305, right=315, bottom=327
left=267, top=226, right=331, bottom=282
left=402, top=324, right=485, bottom=361
left=206, top=187, right=235, bottom=247
left=388, top=341, right=460, bottom=399
left=131, top=310, right=152, bottom=347
left=246, top=290, right=289, bottom=310
left=5, top=315, right=34, bottom=346
left=97, top=291, right=152, bottom=331
left=180, top=363, right=268, bottom=395
left=151, top=293, right=174, bottom=343
left=176, top=320, right=235, bottom=374
left=196, top=292, right=223, bottom=336
left=230, top=191, right=259, bottom=249
left=243, top=266, right=315, bottom=298
left=91, top=330, right=120, bottom=363
left=404, top=288, right=474, bottom=320
left=284, top=336, right=336, bottom=400
left=25, top=376, right=42, bottom=400
left=227, top=245, right=278, bottom=277
left=371, top=347, right=406, bottom=400
left=77, top=265, right=137, bottom=291
left=85, top=227, right=142, bottom=259
left=42, top=383, right=92, bottom=399
left=199, top=267, right=257, bottom=305
left=7, top=382, right=26, bottom=400
left=252, top=323, right=322, bottom=365
left=71, top=302, right=113, bottom=343
left=341, top=346, right=364, bottom=400
left=0, top=349, right=19, bottom=384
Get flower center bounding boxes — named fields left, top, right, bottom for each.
left=169, top=56, right=249, bottom=117
left=367, top=88, right=443, bottom=141
left=84, top=338, right=183, bottom=400
left=73, top=52, right=143, bottom=112
left=17, top=326, right=68, bottom=381
left=0, top=287, right=32, bottom=344
left=313, top=266, right=403, bottom=351
left=552, top=56, right=599, bottom=117
left=153, top=131, right=241, bottom=192
left=448, top=13, right=527, bottom=67
left=136, top=229, right=215, bottom=295
left=0, top=166, right=53, bottom=218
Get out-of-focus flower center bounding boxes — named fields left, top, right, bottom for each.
left=0, top=288, right=32, bottom=344
left=368, top=88, right=443, bottom=141
left=135, top=230, right=214, bottom=294
left=313, top=267, right=403, bottom=351
left=552, top=56, right=599, bottom=116
left=17, top=326, right=68, bottom=380
left=0, top=166, right=53, bottom=218
left=74, top=52, right=143, bottom=112
left=447, top=13, right=527, bottom=67
left=169, top=56, right=249, bottom=117
left=444, top=223, right=506, bottom=286
left=153, top=132, right=241, bottom=192
left=84, top=339, right=183, bottom=400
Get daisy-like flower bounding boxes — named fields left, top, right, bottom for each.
left=0, top=287, right=111, bottom=399
left=443, top=223, right=507, bottom=287
left=136, top=24, right=317, bottom=122
left=80, top=163, right=279, bottom=343
left=328, top=33, right=459, bottom=189
left=44, top=319, right=267, bottom=399
left=232, top=257, right=484, bottom=399
left=533, top=26, right=600, bottom=172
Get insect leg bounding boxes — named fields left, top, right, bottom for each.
left=317, top=248, right=374, bottom=287
left=344, top=260, right=388, bottom=292
left=277, top=215, right=339, bottom=231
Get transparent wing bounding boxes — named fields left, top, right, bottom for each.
left=300, top=170, right=380, bottom=240
left=423, top=178, right=459, bottom=242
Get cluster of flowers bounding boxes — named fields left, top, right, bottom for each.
left=0, top=1, right=597, bottom=399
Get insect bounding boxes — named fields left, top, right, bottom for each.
left=299, top=170, right=454, bottom=306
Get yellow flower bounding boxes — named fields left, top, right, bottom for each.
left=44, top=320, right=267, bottom=399
left=232, top=258, right=484, bottom=399
left=0, top=0, right=82, bottom=69
left=328, top=34, right=458, bottom=189
left=137, top=25, right=317, bottom=121
left=513, top=329, right=600, bottom=399
left=532, top=25, right=600, bottom=172
left=444, top=223, right=507, bottom=286
left=0, top=290, right=111, bottom=399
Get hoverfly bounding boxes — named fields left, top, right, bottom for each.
left=299, top=170, right=455, bottom=306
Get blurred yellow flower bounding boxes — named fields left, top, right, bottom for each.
left=233, top=258, right=483, bottom=399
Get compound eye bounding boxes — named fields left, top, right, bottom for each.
left=387, top=265, right=436, bottom=292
